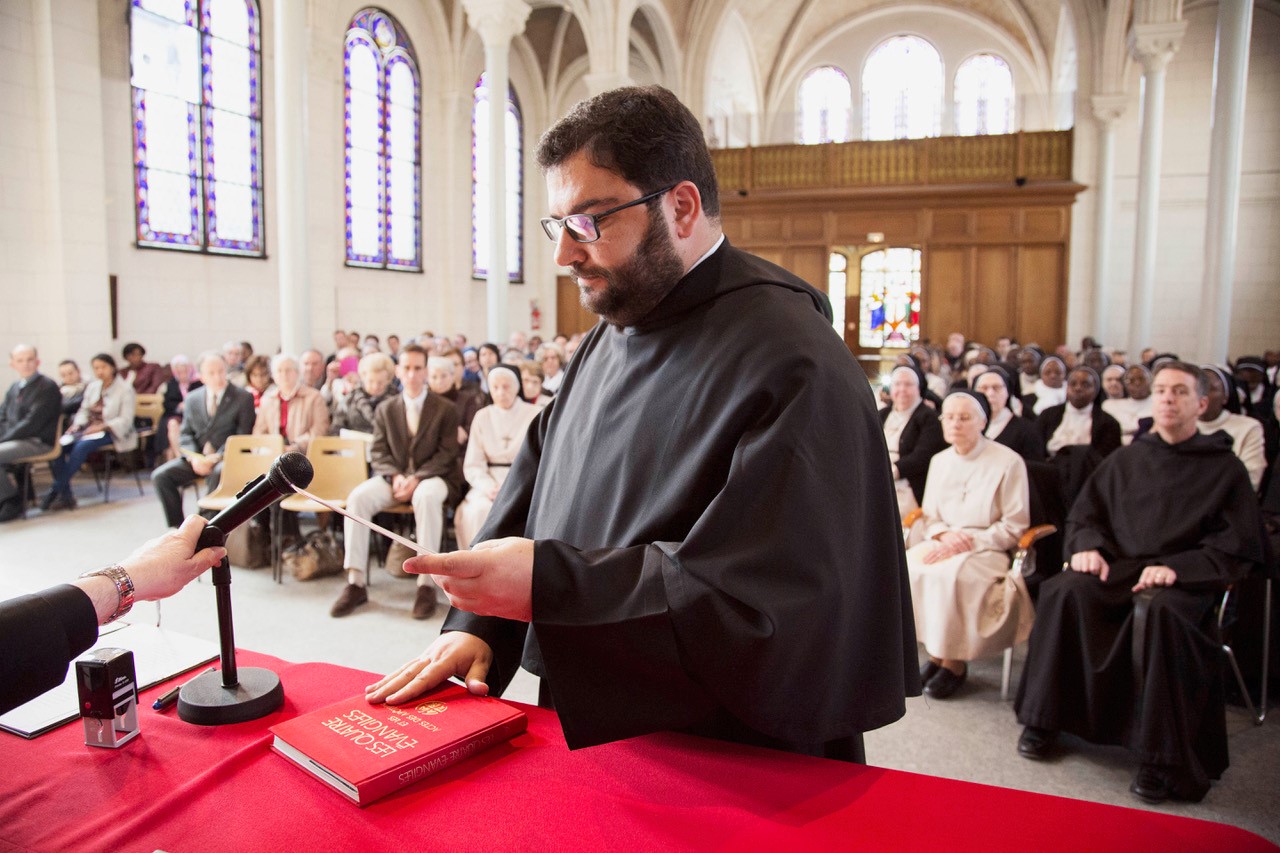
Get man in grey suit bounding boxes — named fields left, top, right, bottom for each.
left=330, top=343, right=463, bottom=620
left=0, top=345, right=62, bottom=521
left=152, top=352, right=256, bottom=528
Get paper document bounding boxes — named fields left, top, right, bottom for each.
left=0, top=623, right=219, bottom=738
left=290, top=484, right=433, bottom=556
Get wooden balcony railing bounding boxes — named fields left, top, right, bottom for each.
left=711, top=130, right=1073, bottom=192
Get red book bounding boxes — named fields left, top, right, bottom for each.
left=269, top=684, right=527, bottom=806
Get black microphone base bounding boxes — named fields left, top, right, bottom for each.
left=177, top=668, right=284, bottom=725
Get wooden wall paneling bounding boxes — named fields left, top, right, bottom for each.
left=1015, top=245, right=1066, bottom=348
left=973, top=246, right=1016, bottom=346
left=785, top=246, right=829, bottom=292
left=1022, top=208, right=1065, bottom=240
left=556, top=276, right=597, bottom=337
left=752, top=247, right=787, bottom=268
left=975, top=209, right=1017, bottom=240
left=922, top=246, right=972, bottom=345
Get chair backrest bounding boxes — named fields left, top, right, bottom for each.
left=303, top=436, right=370, bottom=502
left=134, top=394, right=164, bottom=423
left=214, top=434, right=286, bottom=495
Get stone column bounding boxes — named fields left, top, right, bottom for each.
left=463, top=0, right=531, bottom=342
left=1126, top=21, right=1185, bottom=353
left=274, top=0, right=309, bottom=354
left=1089, top=94, right=1127, bottom=344
left=583, top=71, right=631, bottom=97
left=1198, top=0, right=1254, bottom=363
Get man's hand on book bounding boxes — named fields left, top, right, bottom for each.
left=404, top=537, right=533, bottom=622
left=365, top=632, right=493, bottom=706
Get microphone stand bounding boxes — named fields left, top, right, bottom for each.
left=177, top=523, right=284, bottom=725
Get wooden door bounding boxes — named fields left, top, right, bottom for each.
left=556, top=276, right=598, bottom=337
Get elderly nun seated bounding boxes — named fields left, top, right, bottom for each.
left=880, top=364, right=948, bottom=520
left=906, top=390, right=1033, bottom=699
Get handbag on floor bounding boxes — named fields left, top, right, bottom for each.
left=284, top=530, right=344, bottom=581
left=225, top=520, right=271, bottom=569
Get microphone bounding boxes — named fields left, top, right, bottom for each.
left=197, top=451, right=314, bottom=549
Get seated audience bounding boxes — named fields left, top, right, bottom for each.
left=119, top=342, right=169, bottom=394
left=907, top=391, right=1032, bottom=699
left=476, top=343, right=501, bottom=395
left=387, top=334, right=402, bottom=363
left=1080, top=347, right=1110, bottom=375
left=243, top=354, right=274, bottom=409
left=322, top=346, right=361, bottom=409
left=44, top=354, right=136, bottom=511
left=324, top=329, right=348, bottom=365
left=519, top=361, right=554, bottom=408
left=1234, top=357, right=1276, bottom=421
left=57, top=359, right=86, bottom=417
left=1197, top=365, right=1265, bottom=492
left=329, top=344, right=463, bottom=620
left=1101, top=364, right=1126, bottom=400
left=455, top=365, right=539, bottom=550
left=1016, top=346, right=1042, bottom=399
left=1023, top=355, right=1066, bottom=417
left=462, top=347, right=482, bottom=386
left=1102, top=365, right=1154, bottom=445
left=502, top=347, right=527, bottom=366
left=880, top=364, right=947, bottom=518
left=329, top=352, right=395, bottom=435
left=156, top=354, right=201, bottom=462
left=222, top=340, right=247, bottom=387
left=1037, top=366, right=1121, bottom=459
left=152, top=352, right=255, bottom=528
left=0, top=345, right=61, bottom=521
left=430, top=352, right=486, bottom=446
left=300, top=349, right=327, bottom=391
left=1015, top=362, right=1268, bottom=804
left=254, top=354, right=329, bottom=453
left=537, top=343, right=567, bottom=394
left=974, top=368, right=1045, bottom=462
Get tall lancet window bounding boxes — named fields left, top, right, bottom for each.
left=344, top=8, right=421, bottom=270
left=796, top=66, right=852, bottom=145
left=955, top=54, right=1015, bottom=135
left=472, top=73, right=524, bottom=282
left=862, top=36, right=943, bottom=141
left=130, top=0, right=264, bottom=255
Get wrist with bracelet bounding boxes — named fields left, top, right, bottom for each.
left=78, top=564, right=135, bottom=623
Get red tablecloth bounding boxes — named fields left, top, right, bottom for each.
left=1, top=652, right=1270, bottom=852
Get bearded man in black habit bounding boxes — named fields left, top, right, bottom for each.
left=1015, top=361, right=1269, bottom=803
left=364, top=85, right=920, bottom=761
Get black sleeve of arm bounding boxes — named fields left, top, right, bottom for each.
left=0, top=585, right=99, bottom=715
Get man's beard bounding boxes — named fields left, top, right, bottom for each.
left=572, top=206, right=685, bottom=328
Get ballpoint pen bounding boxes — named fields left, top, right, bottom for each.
left=153, top=666, right=216, bottom=711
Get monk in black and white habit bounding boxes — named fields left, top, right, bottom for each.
left=365, top=86, right=920, bottom=762
left=1015, top=361, right=1269, bottom=804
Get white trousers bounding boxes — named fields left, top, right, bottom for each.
left=343, top=475, right=447, bottom=588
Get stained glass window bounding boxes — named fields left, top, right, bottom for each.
left=130, top=0, right=263, bottom=255
left=472, top=74, right=523, bottom=282
left=828, top=251, right=848, bottom=339
left=862, top=36, right=943, bottom=141
left=859, top=248, right=921, bottom=349
left=797, top=66, right=852, bottom=145
left=344, top=8, right=421, bottom=271
left=955, top=54, right=1015, bottom=135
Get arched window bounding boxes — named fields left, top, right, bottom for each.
left=828, top=251, right=848, bottom=339
left=130, top=0, right=263, bottom=255
left=344, top=8, right=421, bottom=271
left=859, top=248, right=921, bottom=349
left=797, top=66, right=852, bottom=144
left=954, top=54, right=1015, bottom=135
left=862, top=36, right=942, bottom=141
left=472, top=73, right=523, bottom=282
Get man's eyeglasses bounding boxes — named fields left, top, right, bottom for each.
left=540, top=183, right=678, bottom=244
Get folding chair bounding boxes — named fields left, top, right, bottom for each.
left=12, top=416, right=63, bottom=518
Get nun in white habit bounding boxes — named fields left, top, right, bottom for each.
left=907, top=390, right=1033, bottom=699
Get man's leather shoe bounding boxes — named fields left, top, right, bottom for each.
left=1130, top=764, right=1174, bottom=804
left=1017, top=726, right=1057, bottom=760
left=329, top=583, right=368, bottom=618
left=920, top=660, right=941, bottom=685
left=923, top=664, right=967, bottom=699
left=412, top=586, right=438, bottom=620
left=39, top=490, right=59, bottom=512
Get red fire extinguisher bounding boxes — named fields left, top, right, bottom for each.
left=530, top=299, right=542, bottom=331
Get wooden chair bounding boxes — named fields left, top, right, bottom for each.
left=274, top=437, right=369, bottom=583
left=196, top=434, right=285, bottom=513
left=12, top=416, right=63, bottom=518
left=133, top=393, right=165, bottom=467
left=903, top=510, right=1057, bottom=700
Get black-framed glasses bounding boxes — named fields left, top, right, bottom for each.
left=540, top=183, right=679, bottom=244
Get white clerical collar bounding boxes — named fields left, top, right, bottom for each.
left=686, top=234, right=725, bottom=277
left=1067, top=402, right=1092, bottom=415
left=403, top=388, right=427, bottom=407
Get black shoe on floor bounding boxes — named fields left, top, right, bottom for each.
left=1017, top=726, right=1058, bottom=760
left=923, top=664, right=967, bottom=699
left=1130, top=764, right=1174, bottom=804
left=329, top=583, right=368, bottom=618
left=919, top=660, right=941, bottom=685
left=44, top=493, right=77, bottom=512
left=39, top=490, right=59, bottom=512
